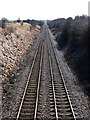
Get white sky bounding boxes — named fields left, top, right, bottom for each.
left=0, top=0, right=89, bottom=20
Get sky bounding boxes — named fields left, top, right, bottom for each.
left=0, top=0, right=89, bottom=20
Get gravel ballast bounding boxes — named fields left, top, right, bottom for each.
left=49, top=29, right=90, bottom=119
left=2, top=27, right=90, bottom=119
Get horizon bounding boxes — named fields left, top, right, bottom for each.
left=0, top=14, right=88, bottom=21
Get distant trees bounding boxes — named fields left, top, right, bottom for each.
left=23, top=19, right=44, bottom=26
left=17, top=17, right=21, bottom=23
left=1, top=18, right=8, bottom=28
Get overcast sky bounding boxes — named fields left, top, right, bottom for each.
left=0, top=0, right=89, bottom=20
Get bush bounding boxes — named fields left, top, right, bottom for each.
left=1, top=18, right=8, bottom=28
left=48, top=16, right=89, bottom=97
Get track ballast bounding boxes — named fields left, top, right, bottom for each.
left=16, top=26, right=76, bottom=120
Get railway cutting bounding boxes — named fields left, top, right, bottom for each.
left=16, top=25, right=76, bottom=120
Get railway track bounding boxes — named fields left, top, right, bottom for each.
left=46, top=27, right=76, bottom=120
left=16, top=26, right=76, bottom=120
left=16, top=38, right=44, bottom=119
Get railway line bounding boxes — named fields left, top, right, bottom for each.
left=16, top=26, right=76, bottom=120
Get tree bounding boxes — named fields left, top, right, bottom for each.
left=1, top=17, right=8, bottom=28
left=17, top=17, right=21, bottom=23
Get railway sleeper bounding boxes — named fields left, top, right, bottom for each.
left=56, top=95, right=67, bottom=98
left=54, top=86, right=65, bottom=89
left=23, top=101, right=35, bottom=104
left=50, top=104, right=55, bottom=108
left=19, top=115, right=34, bottom=119
left=57, top=104, right=70, bottom=108
left=21, top=107, right=35, bottom=111
left=27, top=86, right=37, bottom=89
left=20, top=112, right=34, bottom=116
left=25, top=95, right=36, bottom=98
left=56, top=98, right=68, bottom=101
left=24, top=98, right=36, bottom=101
left=50, top=112, right=56, bottom=116
left=55, top=92, right=66, bottom=95
left=56, top=101, right=69, bottom=105
left=58, top=112, right=73, bottom=116
left=18, top=117, right=33, bottom=120
left=57, top=108, right=72, bottom=112
left=22, top=104, right=35, bottom=108
left=25, top=91, right=36, bottom=95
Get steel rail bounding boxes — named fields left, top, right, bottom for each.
left=47, top=28, right=76, bottom=120
left=34, top=40, right=44, bottom=119
left=16, top=41, right=41, bottom=120
left=46, top=29, right=58, bottom=120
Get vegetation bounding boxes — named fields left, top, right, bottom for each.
left=0, top=18, right=8, bottom=28
left=23, top=19, right=44, bottom=26
left=48, top=16, right=89, bottom=97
